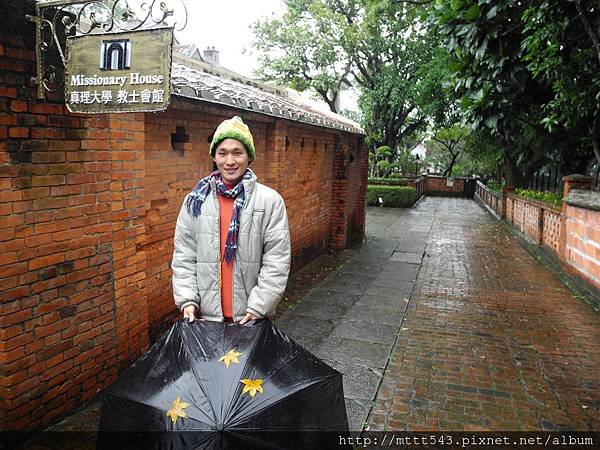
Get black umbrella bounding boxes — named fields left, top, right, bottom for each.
left=98, top=319, right=350, bottom=449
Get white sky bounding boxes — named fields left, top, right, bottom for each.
left=175, top=0, right=285, bottom=78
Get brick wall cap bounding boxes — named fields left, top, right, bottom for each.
left=566, top=189, right=600, bottom=211
left=562, top=174, right=594, bottom=182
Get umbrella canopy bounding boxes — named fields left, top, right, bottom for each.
left=99, top=319, right=349, bottom=449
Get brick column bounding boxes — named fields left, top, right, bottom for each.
left=350, top=136, right=368, bottom=245
left=329, top=136, right=348, bottom=253
left=501, top=187, right=515, bottom=220
left=559, top=174, right=594, bottom=261
left=562, top=174, right=593, bottom=198
left=536, top=206, right=544, bottom=244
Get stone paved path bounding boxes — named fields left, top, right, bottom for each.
left=368, top=197, right=600, bottom=431
left=277, top=204, right=432, bottom=430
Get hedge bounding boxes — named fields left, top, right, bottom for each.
left=515, top=188, right=562, bottom=208
left=367, top=185, right=418, bottom=208
left=367, top=177, right=408, bottom=186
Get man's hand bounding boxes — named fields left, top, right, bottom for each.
left=239, top=313, right=258, bottom=325
left=183, top=305, right=197, bottom=322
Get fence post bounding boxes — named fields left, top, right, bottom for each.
left=501, top=187, right=515, bottom=220
left=559, top=174, right=594, bottom=260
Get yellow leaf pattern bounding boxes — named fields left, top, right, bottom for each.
left=219, top=349, right=243, bottom=368
left=240, top=378, right=264, bottom=399
left=166, top=396, right=190, bottom=424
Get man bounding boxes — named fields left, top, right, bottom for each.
left=172, top=116, right=291, bottom=324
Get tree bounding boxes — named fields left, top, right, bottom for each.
left=429, top=0, right=598, bottom=186
left=427, top=125, right=469, bottom=176
left=253, top=0, right=438, bottom=151
left=253, top=1, right=351, bottom=112
left=521, top=0, right=600, bottom=167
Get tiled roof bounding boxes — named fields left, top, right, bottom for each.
left=174, top=44, right=202, bottom=61
left=170, top=57, right=363, bottom=135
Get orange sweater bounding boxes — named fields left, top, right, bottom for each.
left=218, top=193, right=234, bottom=320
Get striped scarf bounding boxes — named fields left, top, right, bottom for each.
left=185, top=169, right=254, bottom=263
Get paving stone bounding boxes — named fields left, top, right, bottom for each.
left=326, top=272, right=379, bottom=285
left=378, top=262, right=420, bottom=281
left=316, top=337, right=391, bottom=369
left=365, top=286, right=408, bottom=299
left=344, top=398, right=372, bottom=432
left=286, top=300, right=349, bottom=320
left=337, top=261, right=385, bottom=275
left=302, top=290, right=361, bottom=307
left=316, top=278, right=369, bottom=294
left=331, top=319, right=398, bottom=346
left=390, top=251, right=423, bottom=264
left=275, top=313, right=334, bottom=352
left=354, top=294, right=410, bottom=311
left=324, top=359, right=383, bottom=401
left=343, top=305, right=405, bottom=327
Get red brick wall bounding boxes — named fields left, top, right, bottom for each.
left=1, top=2, right=120, bottom=429
left=271, top=121, right=335, bottom=267
left=564, top=205, right=600, bottom=290
left=542, top=209, right=562, bottom=254
left=506, top=194, right=562, bottom=252
left=424, top=175, right=466, bottom=195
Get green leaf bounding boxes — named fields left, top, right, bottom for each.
left=451, top=0, right=465, bottom=11
left=464, top=4, right=480, bottom=20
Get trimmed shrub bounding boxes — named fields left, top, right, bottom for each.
left=367, top=185, right=418, bottom=208
left=367, top=177, right=408, bottom=186
left=515, top=188, right=562, bottom=208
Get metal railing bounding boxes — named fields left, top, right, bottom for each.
left=474, top=180, right=502, bottom=217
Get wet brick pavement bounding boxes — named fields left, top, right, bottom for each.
left=368, top=197, right=600, bottom=431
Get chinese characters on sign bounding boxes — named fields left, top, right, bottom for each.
left=69, top=87, right=164, bottom=105
left=65, top=29, right=172, bottom=113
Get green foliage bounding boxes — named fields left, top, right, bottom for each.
left=486, top=180, right=504, bottom=193
left=366, top=186, right=417, bottom=208
left=426, top=125, right=470, bottom=176
left=368, top=144, right=421, bottom=178
left=429, top=0, right=600, bottom=185
left=252, top=0, right=350, bottom=112
left=367, top=178, right=407, bottom=186
left=520, top=1, right=600, bottom=165
left=458, top=129, right=505, bottom=180
left=253, top=0, right=440, bottom=150
left=515, top=188, right=562, bottom=207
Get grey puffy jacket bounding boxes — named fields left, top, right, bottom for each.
left=171, top=172, right=291, bottom=321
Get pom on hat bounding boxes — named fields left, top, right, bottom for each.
left=210, top=116, right=256, bottom=161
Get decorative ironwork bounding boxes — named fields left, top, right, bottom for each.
left=31, top=0, right=187, bottom=99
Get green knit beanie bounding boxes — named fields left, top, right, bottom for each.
left=210, top=116, right=256, bottom=161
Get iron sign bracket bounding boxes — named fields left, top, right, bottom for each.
left=29, top=0, right=187, bottom=100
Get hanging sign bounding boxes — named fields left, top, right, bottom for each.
left=65, top=28, right=172, bottom=113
